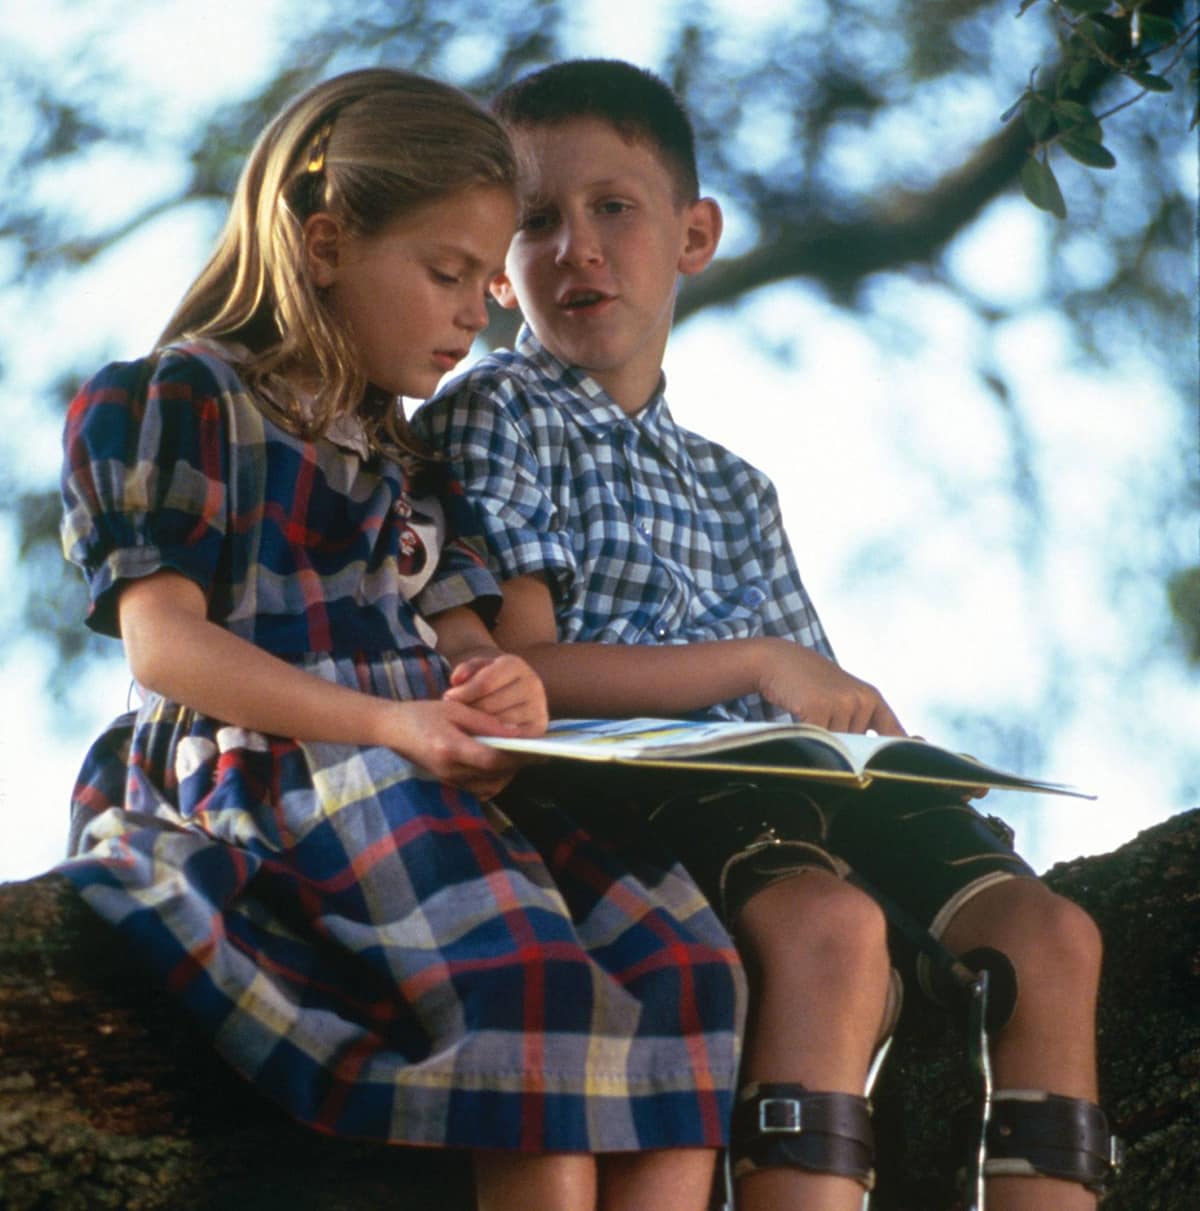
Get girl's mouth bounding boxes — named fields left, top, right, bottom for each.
left=433, top=349, right=466, bottom=371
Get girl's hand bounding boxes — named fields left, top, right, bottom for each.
left=443, top=652, right=549, bottom=736
left=376, top=696, right=533, bottom=799
left=755, top=638, right=905, bottom=736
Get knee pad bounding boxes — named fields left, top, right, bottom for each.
left=970, top=1090, right=1123, bottom=1193
left=730, top=1082, right=875, bottom=1190
left=924, top=945, right=1019, bottom=1032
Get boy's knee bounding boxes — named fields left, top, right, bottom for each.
left=952, top=880, right=1103, bottom=998
left=1011, top=886, right=1101, bottom=974
left=736, top=872, right=888, bottom=972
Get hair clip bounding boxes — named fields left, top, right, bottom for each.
left=306, top=121, right=335, bottom=175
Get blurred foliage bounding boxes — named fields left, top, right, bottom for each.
left=1013, top=0, right=1199, bottom=217
left=2, top=0, right=1196, bottom=717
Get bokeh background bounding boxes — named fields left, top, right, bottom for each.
left=1, top=0, right=1196, bottom=881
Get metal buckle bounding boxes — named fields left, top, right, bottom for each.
left=758, top=1096, right=803, bottom=1134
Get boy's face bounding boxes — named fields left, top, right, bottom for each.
left=493, top=117, right=720, bottom=414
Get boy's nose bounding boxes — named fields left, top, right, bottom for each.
left=555, top=217, right=603, bottom=267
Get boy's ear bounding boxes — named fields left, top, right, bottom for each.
left=302, top=213, right=341, bottom=289
left=490, top=272, right=521, bottom=310
left=677, top=197, right=723, bottom=277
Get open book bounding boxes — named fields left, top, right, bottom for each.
left=484, top=717, right=1094, bottom=799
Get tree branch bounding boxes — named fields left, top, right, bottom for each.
left=676, top=117, right=1032, bottom=321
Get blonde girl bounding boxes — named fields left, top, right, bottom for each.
left=59, top=68, right=744, bottom=1211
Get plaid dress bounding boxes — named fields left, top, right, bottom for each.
left=58, top=343, right=745, bottom=1153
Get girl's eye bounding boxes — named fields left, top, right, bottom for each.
left=518, top=212, right=553, bottom=233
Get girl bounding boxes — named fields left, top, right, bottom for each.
left=59, top=68, right=744, bottom=1211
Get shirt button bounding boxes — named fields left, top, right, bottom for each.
left=637, top=520, right=651, bottom=536
left=653, top=623, right=670, bottom=640
left=741, top=586, right=767, bottom=608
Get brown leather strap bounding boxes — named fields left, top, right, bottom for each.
left=731, top=1082, right=874, bottom=1189
left=984, top=1091, right=1123, bottom=1193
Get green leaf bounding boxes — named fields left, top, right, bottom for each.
left=1078, top=17, right=1119, bottom=50
left=1020, top=156, right=1067, bottom=218
left=1023, top=95, right=1055, bottom=140
left=1061, top=0, right=1109, bottom=13
left=1052, top=100, right=1102, bottom=139
left=1130, top=71, right=1174, bottom=93
left=1060, top=133, right=1117, bottom=167
left=1067, top=55, right=1094, bottom=88
left=1138, top=15, right=1179, bottom=45
left=1166, top=566, right=1200, bottom=664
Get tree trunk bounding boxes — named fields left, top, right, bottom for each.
left=3, top=809, right=1197, bottom=1210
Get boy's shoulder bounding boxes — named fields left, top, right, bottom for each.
left=418, top=338, right=585, bottom=440
left=448, top=342, right=547, bottom=402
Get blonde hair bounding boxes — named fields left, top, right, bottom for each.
left=159, top=68, right=515, bottom=467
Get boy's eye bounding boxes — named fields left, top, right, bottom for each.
left=431, top=268, right=461, bottom=285
left=597, top=200, right=631, bottom=215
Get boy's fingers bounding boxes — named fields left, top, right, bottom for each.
left=449, top=657, right=491, bottom=686
left=447, top=655, right=530, bottom=700
left=868, top=698, right=906, bottom=737
left=445, top=700, right=520, bottom=738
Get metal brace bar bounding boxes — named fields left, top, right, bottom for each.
left=962, top=969, right=994, bottom=1211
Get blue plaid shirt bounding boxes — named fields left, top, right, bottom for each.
left=415, top=327, right=834, bottom=721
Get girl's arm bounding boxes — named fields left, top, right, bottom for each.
left=118, top=570, right=531, bottom=794
left=492, top=574, right=904, bottom=736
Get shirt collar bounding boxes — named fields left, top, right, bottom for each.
left=515, top=325, right=674, bottom=443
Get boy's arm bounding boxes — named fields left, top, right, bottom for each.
left=496, top=574, right=904, bottom=736
left=431, top=604, right=548, bottom=737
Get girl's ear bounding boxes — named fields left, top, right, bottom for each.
left=678, top=197, right=723, bottom=277
left=302, top=213, right=342, bottom=288
left=490, top=272, right=520, bottom=310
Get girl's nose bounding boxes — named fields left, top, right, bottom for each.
left=457, top=290, right=491, bottom=334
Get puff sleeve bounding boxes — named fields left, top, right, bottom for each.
left=60, top=353, right=231, bottom=638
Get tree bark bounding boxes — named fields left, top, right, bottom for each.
left=3, top=808, right=1197, bottom=1209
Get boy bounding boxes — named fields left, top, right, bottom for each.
left=416, top=59, right=1115, bottom=1211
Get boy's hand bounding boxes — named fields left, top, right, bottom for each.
left=756, top=639, right=905, bottom=735
left=444, top=652, right=549, bottom=737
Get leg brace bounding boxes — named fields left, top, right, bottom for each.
left=730, top=1082, right=876, bottom=1190
left=981, top=1090, right=1123, bottom=1193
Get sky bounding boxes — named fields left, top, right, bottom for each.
left=1, top=0, right=1196, bottom=883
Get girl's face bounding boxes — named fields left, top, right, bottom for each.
left=310, top=184, right=516, bottom=400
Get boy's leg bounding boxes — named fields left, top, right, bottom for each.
left=939, top=876, right=1104, bottom=1211
left=646, top=782, right=892, bottom=1211
left=830, top=787, right=1113, bottom=1210
left=731, top=870, right=892, bottom=1211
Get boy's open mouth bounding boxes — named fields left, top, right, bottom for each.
left=560, top=289, right=611, bottom=310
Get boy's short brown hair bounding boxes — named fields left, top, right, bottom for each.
left=492, top=58, right=700, bottom=204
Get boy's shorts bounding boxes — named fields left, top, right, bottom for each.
left=506, top=765, right=1035, bottom=1002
